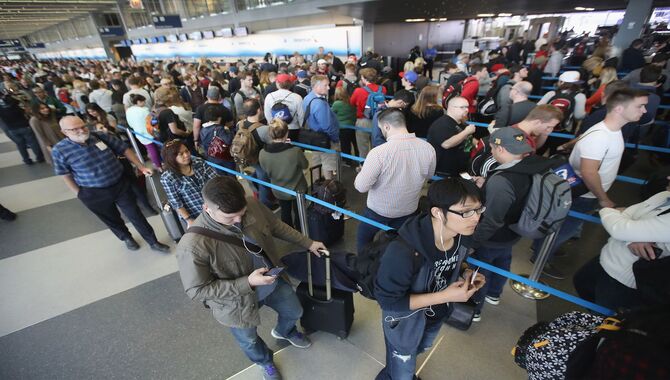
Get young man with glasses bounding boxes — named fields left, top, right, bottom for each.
left=354, top=107, right=436, bottom=253
left=374, top=177, right=486, bottom=380
left=51, top=116, right=170, bottom=252
left=465, top=127, right=553, bottom=321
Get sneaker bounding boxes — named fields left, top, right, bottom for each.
left=150, top=242, right=170, bottom=253
left=541, top=263, right=566, bottom=280
left=472, top=313, right=481, bottom=322
left=124, top=237, right=140, bottom=251
left=259, top=363, right=282, bottom=380
left=485, top=296, right=500, bottom=305
left=271, top=329, right=312, bottom=349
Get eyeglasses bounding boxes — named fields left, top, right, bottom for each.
left=62, top=126, right=88, bottom=133
left=447, top=206, right=486, bottom=218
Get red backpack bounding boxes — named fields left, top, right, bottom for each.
left=548, top=91, right=577, bottom=132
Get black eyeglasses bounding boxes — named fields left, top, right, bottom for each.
left=446, top=206, right=486, bottom=218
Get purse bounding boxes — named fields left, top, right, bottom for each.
left=443, top=300, right=477, bottom=331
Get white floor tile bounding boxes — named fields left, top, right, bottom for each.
left=0, top=216, right=176, bottom=337
left=0, top=150, right=24, bottom=168
left=0, top=175, right=74, bottom=212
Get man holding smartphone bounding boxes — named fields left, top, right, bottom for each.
left=374, top=178, right=485, bottom=380
left=176, top=176, right=327, bottom=380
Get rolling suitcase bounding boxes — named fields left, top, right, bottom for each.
left=295, top=249, right=354, bottom=339
left=146, top=173, right=184, bottom=242
left=307, top=209, right=344, bottom=246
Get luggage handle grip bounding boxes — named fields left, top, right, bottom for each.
left=307, top=249, right=332, bottom=301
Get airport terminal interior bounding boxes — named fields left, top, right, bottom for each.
left=1, top=0, right=669, bottom=379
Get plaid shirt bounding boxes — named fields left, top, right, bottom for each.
left=160, top=157, right=218, bottom=220
left=52, top=132, right=127, bottom=188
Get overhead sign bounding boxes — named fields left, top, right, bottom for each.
left=98, top=26, right=125, bottom=37
left=152, top=15, right=182, bottom=29
left=0, top=39, right=22, bottom=48
left=27, top=43, right=46, bottom=49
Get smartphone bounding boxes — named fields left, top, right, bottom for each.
left=264, top=267, right=284, bottom=276
left=460, top=172, right=473, bottom=180
left=652, top=246, right=663, bottom=259
left=470, top=267, right=480, bottom=286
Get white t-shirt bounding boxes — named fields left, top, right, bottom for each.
left=569, top=121, right=625, bottom=198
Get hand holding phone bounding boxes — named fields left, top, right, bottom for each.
left=264, top=267, right=285, bottom=277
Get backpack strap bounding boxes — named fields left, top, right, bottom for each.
left=301, top=96, right=325, bottom=129
left=186, top=226, right=263, bottom=252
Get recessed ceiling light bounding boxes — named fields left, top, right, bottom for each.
left=438, top=18, right=447, bottom=21
left=498, top=13, right=512, bottom=17
left=429, top=18, right=437, bottom=21
left=575, top=7, right=586, bottom=11
left=405, top=18, right=425, bottom=22
left=477, top=13, right=495, bottom=17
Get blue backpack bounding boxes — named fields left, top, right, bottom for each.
left=363, top=86, right=386, bottom=119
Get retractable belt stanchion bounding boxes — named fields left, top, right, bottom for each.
left=510, top=227, right=561, bottom=300
left=296, top=191, right=314, bottom=296
left=335, top=153, right=342, bottom=182
left=124, top=127, right=161, bottom=203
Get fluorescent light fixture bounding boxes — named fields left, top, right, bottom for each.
left=439, top=18, right=447, bottom=21
left=429, top=18, right=437, bottom=21
left=210, top=13, right=217, bottom=16
left=405, top=18, right=426, bottom=22
left=477, top=13, right=495, bottom=17
left=574, top=7, right=586, bottom=10
left=498, top=13, right=512, bottom=17
left=585, top=7, right=595, bottom=11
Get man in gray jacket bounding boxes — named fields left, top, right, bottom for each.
left=176, top=176, right=326, bottom=380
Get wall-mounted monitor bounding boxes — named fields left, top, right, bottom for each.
left=166, top=34, right=178, bottom=42
left=203, top=30, right=215, bottom=39
left=215, top=28, right=233, bottom=37
left=149, top=37, right=159, bottom=43
left=132, top=39, right=142, bottom=45
left=234, top=26, right=248, bottom=36
left=188, top=31, right=203, bottom=40
left=157, top=36, right=167, bottom=43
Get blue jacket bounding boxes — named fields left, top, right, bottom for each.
left=303, top=91, right=340, bottom=143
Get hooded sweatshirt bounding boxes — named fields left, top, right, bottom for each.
left=375, top=213, right=466, bottom=319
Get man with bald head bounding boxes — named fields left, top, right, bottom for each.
left=427, top=96, right=477, bottom=177
left=51, top=116, right=170, bottom=252
left=492, top=81, right=535, bottom=129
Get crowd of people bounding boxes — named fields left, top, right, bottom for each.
left=1, top=35, right=668, bottom=379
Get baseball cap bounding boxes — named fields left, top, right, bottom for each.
left=229, top=66, right=239, bottom=73
left=276, top=73, right=292, bottom=83
left=399, top=70, right=418, bottom=83
left=206, top=86, right=220, bottom=100
left=558, top=70, right=582, bottom=83
left=490, top=63, right=506, bottom=73
left=317, top=59, right=328, bottom=65
left=296, top=70, right=308, bottom=79
left=490, top=128, right=533, bottom=155
left=382, top=66, right=393, bottom=74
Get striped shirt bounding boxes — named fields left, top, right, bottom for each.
left=354, top=133, right=436, bottom=218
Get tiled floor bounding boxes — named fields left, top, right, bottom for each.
left=0, top=129, right=648, bottom=380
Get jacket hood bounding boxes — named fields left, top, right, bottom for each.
left=264, top=142, right=295, bottom=153
left=499, top=154, right=560, bottom=175
left=397, top=213, right=438, bottom=260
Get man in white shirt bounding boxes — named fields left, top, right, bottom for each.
left=263, top=74, right=304, bottom=133
left=88, top=80, right=113, bottom=113
left=354, top=108, right=436, bottom=252
left=532, top=88, right=649, bottom=280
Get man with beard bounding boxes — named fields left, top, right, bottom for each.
left=427, top=97, right=477, bottom=177
left=51, top=116, right=170, bottom=252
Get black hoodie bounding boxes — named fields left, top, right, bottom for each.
left=467, top=155, right=558, bottom=248
left=374, top=213, right=466, bottom=316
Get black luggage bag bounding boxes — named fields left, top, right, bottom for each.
left=307, top=209, right=344, bottom=246
left=295, top=249, right=354, bottom=339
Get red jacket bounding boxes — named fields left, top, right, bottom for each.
left=350, top=83, right=387, bottom=119
left=460, top=76, right=479, bottom=114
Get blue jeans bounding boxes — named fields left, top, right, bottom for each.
left=531, top=197, right=599, bottom=261
left=228, top=278, right=303, bottom=366
left=376, top=317, right=443, bottom=380
left=252, top=164, right=274, bottom=208
left=473, top=244, right=514, bottom=313
left=357, top=207, right=413, bottom=253
left=5, top=127, right=44, bottom=163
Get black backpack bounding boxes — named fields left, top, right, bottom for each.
left=442, top=76, right=476, bottom=108
left=354, top=230, right=422, bottom=300
left=477, top=75, right=511, bottom=116
left=468, top=136, right=499, bottom=177
left=342, top=78, right=359, bottom=96
left=310, top=178, right=347, bottom=215
left=548, top=91, right=577, bottom=132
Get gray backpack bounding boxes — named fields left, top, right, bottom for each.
left=509, top=169, right=572, bottom=239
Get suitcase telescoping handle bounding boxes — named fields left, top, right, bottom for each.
left=307, top=249, right=331, bottom=301
left=124, top=125, right=163, bottom=208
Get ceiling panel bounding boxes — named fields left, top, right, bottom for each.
left=0, top=0, right=116, bottom=40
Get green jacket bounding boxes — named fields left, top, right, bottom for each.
left=175, top=197, right=313, bottom=328
left=258, top=142, right=308, bottom=200
left=331, top=100, right=356, bottom=127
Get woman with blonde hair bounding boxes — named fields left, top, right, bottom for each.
left=258, top=118, right=309, bottom=229
left=407, top=85, right=444, bottom=138
left=71, top=79, right=89, bottom=115
left=585, top=67, right=617, bottom=113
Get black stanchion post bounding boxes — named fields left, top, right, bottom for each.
left=335, top=153, right=342, bottom=182
left=510, top=227, right=561, bottom=300
left=295, top=192, right=313, bottom=296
